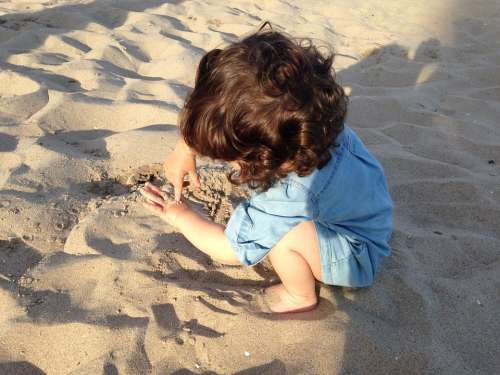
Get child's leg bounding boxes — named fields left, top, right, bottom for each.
left=263, top=221, right=322, bottom=313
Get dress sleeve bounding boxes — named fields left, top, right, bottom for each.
left=224, top=181, right=314, bottom=266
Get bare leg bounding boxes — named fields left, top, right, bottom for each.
left=262, top=221, right=322, bottom=313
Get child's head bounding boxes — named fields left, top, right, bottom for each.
left=180, top=26, right=348, bottom=190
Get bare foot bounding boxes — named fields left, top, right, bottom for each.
left=249, top=283, right=317, bottom=314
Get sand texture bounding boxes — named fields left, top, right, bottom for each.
left=1, top=0, right=499, bottom=374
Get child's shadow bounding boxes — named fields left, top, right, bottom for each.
left=327, top=14, right=500, bottom=374
left=139, top=230, right=274, bottom=309
left=322, top=38, right=446, bottom=374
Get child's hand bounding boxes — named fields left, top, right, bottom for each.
left=164, top=139, right=201, bottom=201
left=139, top=182, right=190, bottom=227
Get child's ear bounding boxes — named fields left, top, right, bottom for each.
left=196, top=49, right=222, bottom=84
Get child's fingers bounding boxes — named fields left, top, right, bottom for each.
left=144, top=197, right=161, bottom=206
left=139, top=188, right=165, bottom=206
left=143, top=184, right=164, bottom=198
left=189, top=171, right=201, bottom=188
left=142, top=184, right=159, bottom=195
left=142, top=201, right=164, bottom=214
left=144, top=182, right=163, bottom=195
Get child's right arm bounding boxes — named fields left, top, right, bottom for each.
left=173, top=205, right=240, bottom=265
left=140, top=182, right=240, bottom=265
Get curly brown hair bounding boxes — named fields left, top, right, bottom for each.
left=179, top=25, right=348, bottom=191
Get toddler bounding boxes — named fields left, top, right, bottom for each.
left=140, top=27, right=393, bottom=314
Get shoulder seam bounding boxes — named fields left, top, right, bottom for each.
left=280, top=179, right=319, bottom=219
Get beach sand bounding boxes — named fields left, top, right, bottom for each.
left=1, top=0, right=499, bottom=374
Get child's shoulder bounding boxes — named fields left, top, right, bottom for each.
left=248, top=127, right=349, bottom=204
left=252, top=125, right=384, bottom=203
left=284, top=126, right=353, bottom=191
left=284, top=125, right=384, bottom=193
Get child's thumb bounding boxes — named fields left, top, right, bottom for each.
left=189, top=171, right=201, bottom=188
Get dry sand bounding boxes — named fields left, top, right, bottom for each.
left=1, top=0, right=499, bottom=374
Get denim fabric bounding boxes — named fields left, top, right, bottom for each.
left=224, top=126, right=393, bottom=287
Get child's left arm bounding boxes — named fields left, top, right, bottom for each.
left=139, top=182, right=240, bottom=265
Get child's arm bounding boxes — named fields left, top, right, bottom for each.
left=174, top=207, right=240, bottom=264
left=139, top=182, right=240, bottom=265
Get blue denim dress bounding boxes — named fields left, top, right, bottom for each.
left=224, top=126, right=393, bottom=287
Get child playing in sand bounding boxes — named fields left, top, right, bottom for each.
left=139, top=27, right=393, bottom=314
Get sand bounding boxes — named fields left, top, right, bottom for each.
left=0, top=0, right=499, bottom=374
